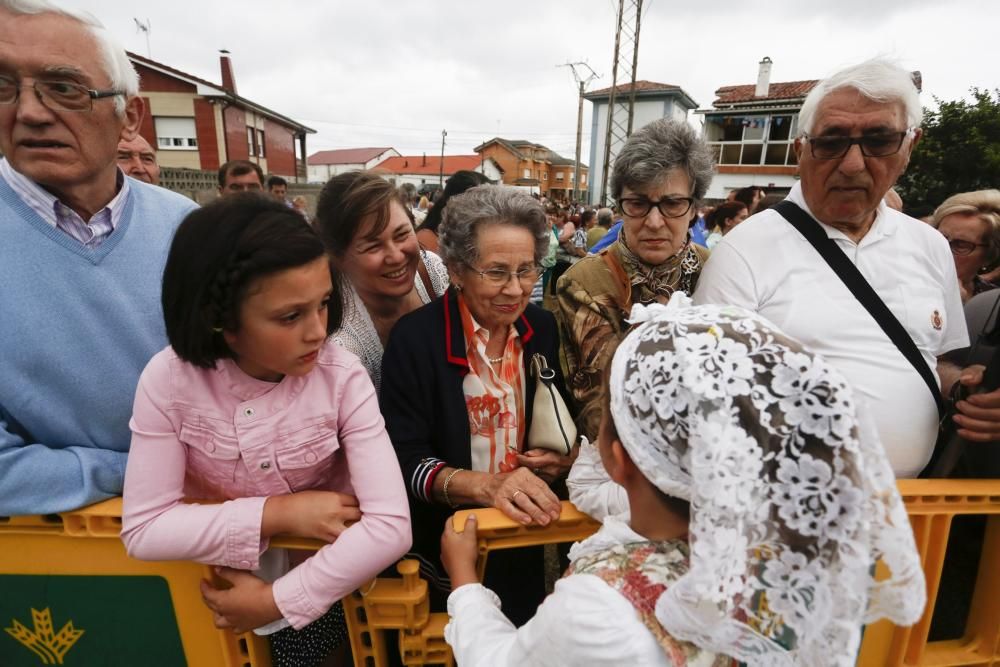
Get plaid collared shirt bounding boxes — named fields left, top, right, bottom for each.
left=0, top=158, right=130, bottom=248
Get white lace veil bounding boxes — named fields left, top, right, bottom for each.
left=610, top=294, right=926, bottom=666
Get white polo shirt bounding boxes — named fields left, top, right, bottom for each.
left=694, top=183, right=967, bottom=477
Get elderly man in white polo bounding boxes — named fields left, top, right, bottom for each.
left=695, top=57, right=1000, bottom=478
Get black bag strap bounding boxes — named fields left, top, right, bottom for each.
left=773, top=200, right=946, bottom=417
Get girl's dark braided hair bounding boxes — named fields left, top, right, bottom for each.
left=205, top=252, right=255, bottom=334
left=162, top=194, right=341, bottom=368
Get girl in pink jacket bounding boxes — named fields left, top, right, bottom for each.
left=122, top=195, right=411, bottom=667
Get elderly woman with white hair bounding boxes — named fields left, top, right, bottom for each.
left=557, top=118, right=715, bottom=442
left=381, top=185, right=576, bottom=624
left=441, top=296, right=926, bottom=666
left=932, top=189, right=1000, bottom=301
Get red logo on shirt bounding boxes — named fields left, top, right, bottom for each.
left=931, top=310, right=943, bottom=330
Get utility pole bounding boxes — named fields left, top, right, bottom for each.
left=439, top=129, right=447, bottom=188
left=559, top=62, right=599, bottom=203
left=600, top=0, right=643, bottom=205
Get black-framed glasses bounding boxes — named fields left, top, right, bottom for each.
left=0, top=75, right=123, bottom=112
left=945, top=238, right=989, bottom=256
left=470, top=265, right=542, bottom=288
left=617, top=196, right=694, bottom=219
left=802, top=129, right=914, bottom=160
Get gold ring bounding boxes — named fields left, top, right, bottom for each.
left=511, top=489, right=523, bottom=502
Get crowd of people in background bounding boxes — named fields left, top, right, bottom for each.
left=3, top=1, right=1000, bottom=665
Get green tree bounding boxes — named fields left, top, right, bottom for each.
left=897, top=88, right=1000, bottom=213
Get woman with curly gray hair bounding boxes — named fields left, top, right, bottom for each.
left=381, top=185, right=574, bottom=624
left=556, top=118, right=716, bottom=440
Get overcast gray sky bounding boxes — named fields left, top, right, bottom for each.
left=65, top=0, right=999, bottom=163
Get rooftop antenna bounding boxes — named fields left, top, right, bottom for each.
left=133, top=18, right=151, bottom=58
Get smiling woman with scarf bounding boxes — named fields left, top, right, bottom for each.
left=556, top=118, right=715, bottom=441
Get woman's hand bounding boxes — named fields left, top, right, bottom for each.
left=483, top=467, right=561, bottom=526
left=441, top=514, right=480, bottom=590
left=516, top=447, right=578, bottom=483
left=263, top=491, right=361, bottom=542
left=200, top=567, right=282, bottom=634
left=953, top=364, right=1000, bottom=441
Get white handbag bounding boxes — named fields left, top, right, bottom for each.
left=527, top=353, right=577, bottom=456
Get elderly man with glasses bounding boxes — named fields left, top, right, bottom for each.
left=695, top=57, right=1000, bottom=478
left=0, top=0, right=196, bottom=515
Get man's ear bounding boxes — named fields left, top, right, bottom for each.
left=119, top=96, right=144, bottom=142
left=792, top=137, right=804, bottom=162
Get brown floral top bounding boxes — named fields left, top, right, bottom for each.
left=556, top=240, right=708, bottom=439
left=569, top=539, right=731, bottom=666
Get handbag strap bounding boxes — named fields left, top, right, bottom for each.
left=530, top=353, right=547, bottom=379
left=773, top=200, right=945, bottom=417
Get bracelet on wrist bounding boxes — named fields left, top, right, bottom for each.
left=442, top=467, right=463, bottom=509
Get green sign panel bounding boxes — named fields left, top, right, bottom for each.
left=0, top=575, right=186, bottom=666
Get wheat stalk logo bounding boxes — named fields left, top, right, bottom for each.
left=4, top=608, right=84, bottom=665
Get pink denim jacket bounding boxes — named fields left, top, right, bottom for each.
left=121, top=341, right=411, bottom=629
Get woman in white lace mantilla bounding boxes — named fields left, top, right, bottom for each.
left=441, top=294, right=925, bottom=666
left=315, top=171, right=450, bottom=391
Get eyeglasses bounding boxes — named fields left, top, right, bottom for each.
left=945, top=238, right=989, bottom=256
left=0, top=75, right=123, bottom=112
left=470, top=265, right=542, bottom=288
left=802, top=129, right=915, bottom=160
left=617, top=196, right=694, bottom=219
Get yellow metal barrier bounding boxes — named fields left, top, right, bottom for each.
left=2, top=481, right=996, bottom=666
left=0, top=499, right=449, bottom=667
left=856, top=479, right=1000, bottom=667
left=0, top=497, right=264, bottom=667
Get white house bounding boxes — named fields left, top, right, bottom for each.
left=306, top=147, right=400, bottom=183
left=372, top=154, right=503, bottom=191
left=695, top=58, right=814, bottom=200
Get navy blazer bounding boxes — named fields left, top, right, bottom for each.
left=380, top=288, right=563, bottom=584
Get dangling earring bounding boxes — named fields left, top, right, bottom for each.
left=454, top=283, right=463, bottom=292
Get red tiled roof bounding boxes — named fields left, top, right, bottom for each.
left=374, top=155, right=484, bottom=176
left=585, top=80, right=681, bottom=97
left=712, top=79, right=818, bottom=105
left=307, top=148, right=394, bottom=166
